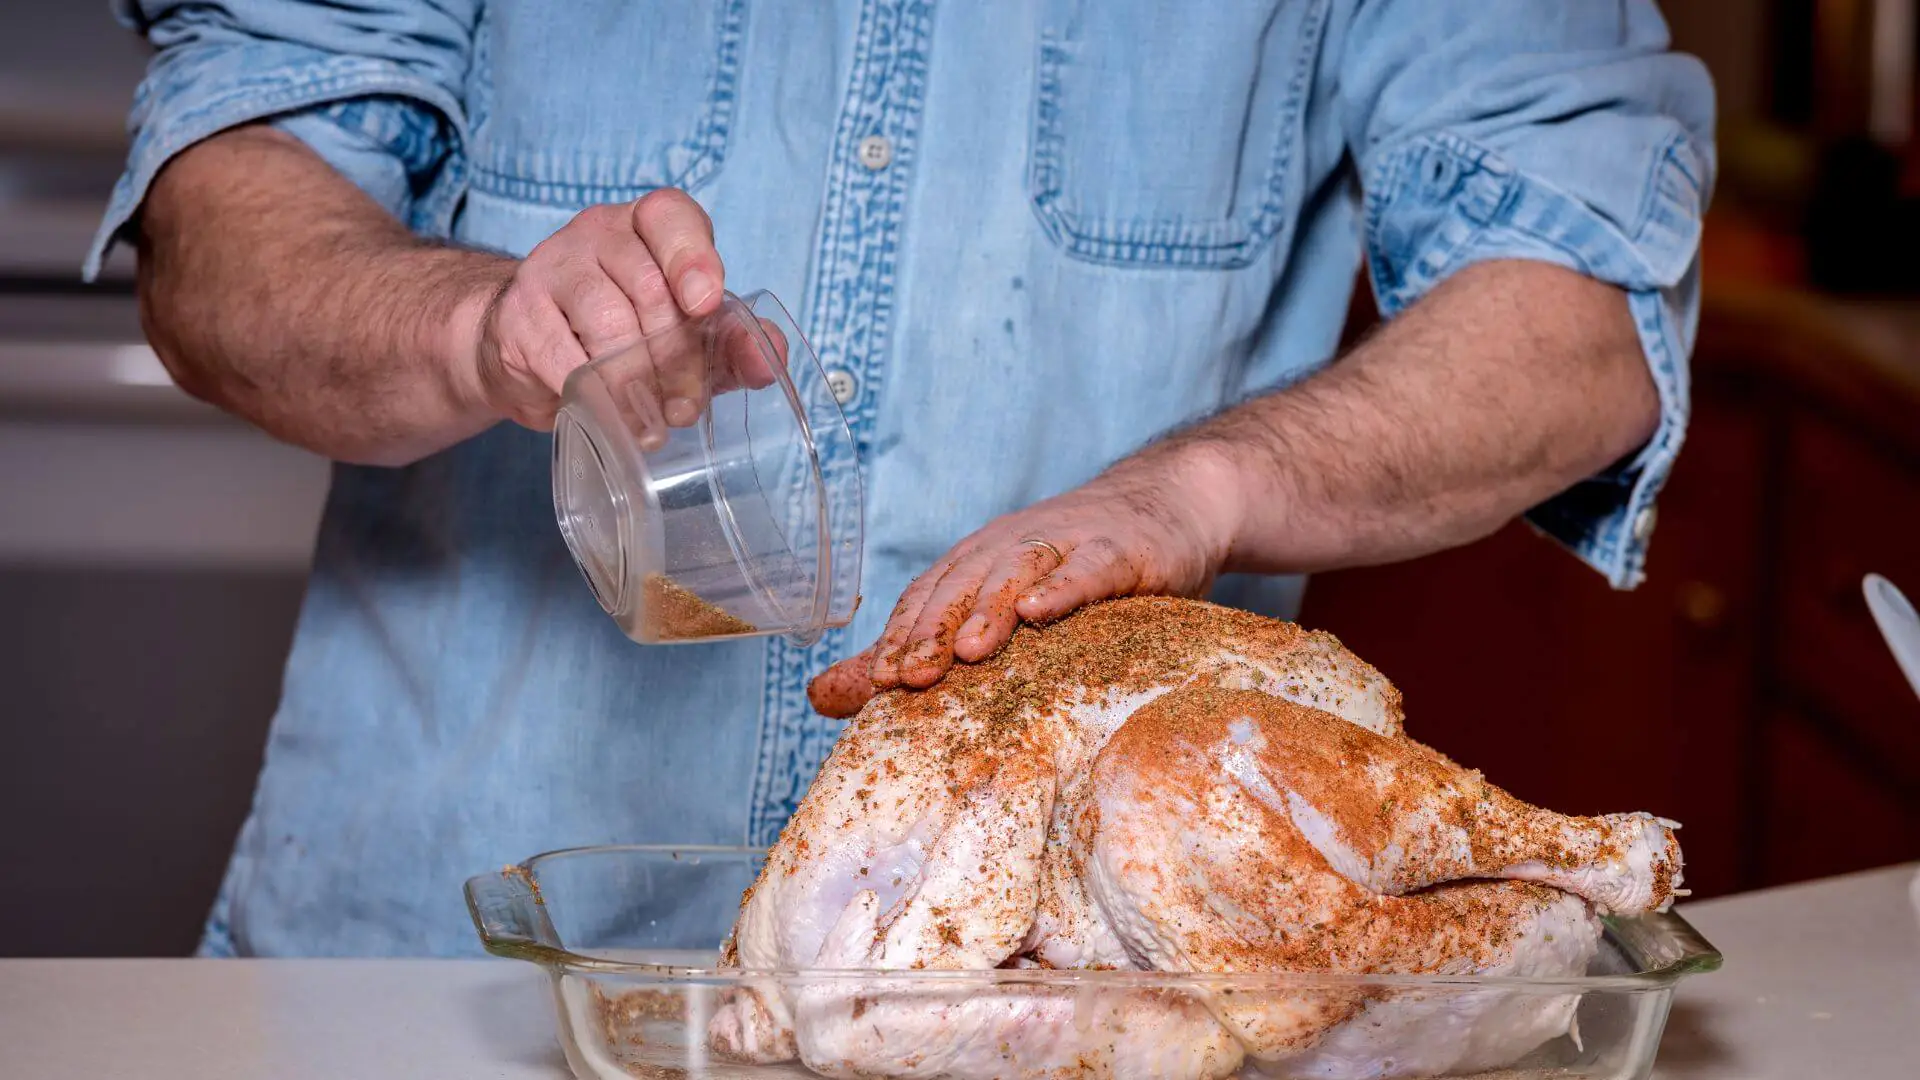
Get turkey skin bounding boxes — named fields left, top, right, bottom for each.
left=709, top=598, right=1682, bottom=1079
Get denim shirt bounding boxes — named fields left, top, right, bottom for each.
left=90, top=1, right=1713, bottom=957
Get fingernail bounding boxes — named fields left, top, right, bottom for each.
left=678, top=270, right=718, bottom=310
left=957, top=614, right=988, bottom=641
left=664, top=397, right=699, bottom=426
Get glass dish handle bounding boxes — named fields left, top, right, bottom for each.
left=465, top=868, right=556, bottom=959
left=1608, top=909, right=1725, bottom=978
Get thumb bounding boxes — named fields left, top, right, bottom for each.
left=808, top=647, right=879, bottom=719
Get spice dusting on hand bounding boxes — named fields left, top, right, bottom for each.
left=643, top=574, right=757, bottom=640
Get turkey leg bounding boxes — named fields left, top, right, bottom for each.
left=1125, top=688, right=1682, bottom=913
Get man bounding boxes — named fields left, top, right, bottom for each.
left=90, top=1, right=1712, bottom=957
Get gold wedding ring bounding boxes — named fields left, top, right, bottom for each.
left=1018, top=538, right=1065, bottom=562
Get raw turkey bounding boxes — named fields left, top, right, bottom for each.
left=709, top=597, right=1682, bottom=1079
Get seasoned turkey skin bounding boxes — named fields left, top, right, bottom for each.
left=710, top=597, right=1682, bottom=1079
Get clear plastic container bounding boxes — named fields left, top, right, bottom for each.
left=466, top=845, right=1724, bottom=1080
left=552, top=291, right=862, bottom=646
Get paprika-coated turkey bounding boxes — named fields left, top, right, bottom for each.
left=709, top=598, right=1682, bottom=1079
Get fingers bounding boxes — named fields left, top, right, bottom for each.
left=867, top=564, right=954, bottom=688
left=477, top=192, right=729, bottom=428
left=741, top=317, right=787, bottom=391
left=594, top=226, right=683, bottom=338
left=707, top=315, right=783, bottom=400
left=872, top=536, right=1072, bottom=691
left=854, top=530, right=1164, bottom=699
left=953, top=542, right=1065, bottom=662
left=552, top=251, right=644, bottom=361
left=808, top=647, right=878, bottom=719
left=482, top=284, right=591, bottom=424
left=632, top=189, right=723, bottom=316
left=643, top=320, right=712, bottom=428
left=601, top=196, right=714, bottom=423
left=833, top=469, right=1226, bottom=698
left=1017, top=537, right=1142, bottom=623
left=894, top=553, right=997, bottom=688
left=599, top=193, right=721, bottom=425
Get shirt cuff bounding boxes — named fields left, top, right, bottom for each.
left=270, top=96, right=467, bottom=232
left=83, top=42, right=467, bottom=281
left=1362, top=130, right=1707, bottom=589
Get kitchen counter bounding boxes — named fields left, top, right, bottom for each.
left=1, top=863, right=1914, bottom=1079
left=1650, top=862, right=1920, bottom=1079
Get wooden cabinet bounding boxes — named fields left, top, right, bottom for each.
left=1300, top=286, right=1920, bottom=899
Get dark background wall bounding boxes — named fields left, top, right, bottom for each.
left=0, top=570, right=305, bottom=955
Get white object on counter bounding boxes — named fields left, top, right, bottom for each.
left=1, top=863, right=1915, bottom=1080
left=1863, top=574, right=1920, bottom=701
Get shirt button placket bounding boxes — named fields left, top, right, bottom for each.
left=858, top=134, right=893, bottom=170
left=749, top=0, right=936, bottom=850
left=1632, top=505, right=1658, bottom=544
left=825, top=367, right=859, bottom=406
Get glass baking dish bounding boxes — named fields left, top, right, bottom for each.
left=466, top=845, right=1721, bottom=1080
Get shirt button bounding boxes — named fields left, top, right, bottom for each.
left=857, top=134, right=893, bottom=170
left=825, top=367, right=859, bottom=405
left=1631, top=505, right=1658, bottom=544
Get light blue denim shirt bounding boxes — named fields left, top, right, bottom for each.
left=90, top=1, right=1713, bottom=957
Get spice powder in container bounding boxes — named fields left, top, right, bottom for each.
left=642, top=573, right=757, bottom=641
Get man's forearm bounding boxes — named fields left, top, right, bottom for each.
left=137, top=125, right=513, bottom=465
left=1155, top=259, right=1659, bottom=574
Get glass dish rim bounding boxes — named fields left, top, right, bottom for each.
left=466, top=843, right=1724, bottom=993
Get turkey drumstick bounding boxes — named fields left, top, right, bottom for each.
left=1098, top=686, right=1682, bottom=912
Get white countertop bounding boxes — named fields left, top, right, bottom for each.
left=1649, top=862, right=1920, bottom=1079
left=2, top=863, right=1915, bottom=1079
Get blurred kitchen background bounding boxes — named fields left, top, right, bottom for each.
left=0, top=2, right=329, bottom=956
left=2, top=1, right=1917, bottom=956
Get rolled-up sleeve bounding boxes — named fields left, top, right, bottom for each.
left=1338, top=0, right=1716, bottom=588
left=85, top=0, right=479, bottom=280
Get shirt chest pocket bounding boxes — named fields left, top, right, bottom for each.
left=466, top=1, right=748, bottom=207
left=1029, top=0, right=1324, bottom=269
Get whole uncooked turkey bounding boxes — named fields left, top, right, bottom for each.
left=709, top=598, right=1683, bottom=1079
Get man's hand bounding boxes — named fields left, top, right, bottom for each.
left=808, top=443, right=1242, bottom=719
left=137, top=124, right=729, bottom=465
left=470, top=189, right=727, bottom=430
left=812, top=260, right=1657, bottom=719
